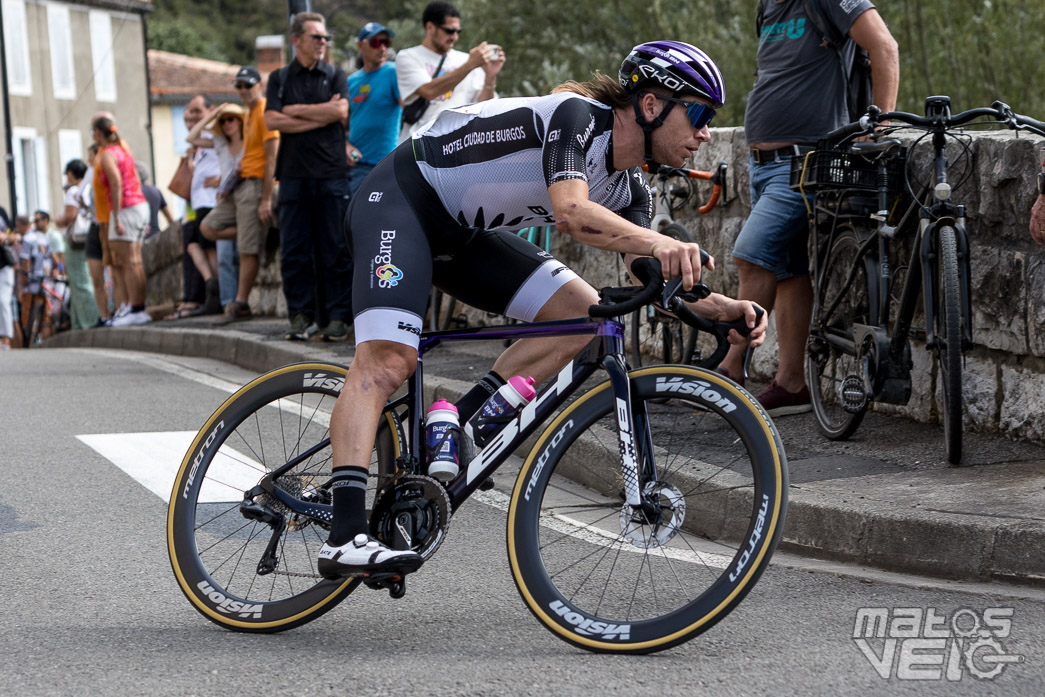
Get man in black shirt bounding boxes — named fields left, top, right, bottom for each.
left=265, top=11, right=353, bottom=342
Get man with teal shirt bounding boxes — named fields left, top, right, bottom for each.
left=347, top=22, right=403, bottom=194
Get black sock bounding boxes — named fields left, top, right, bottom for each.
left=456, top=370, right=507, bottom=423
left=328, top=467, right=369, bottom=545
left=131, top=304, right=145, bottom=313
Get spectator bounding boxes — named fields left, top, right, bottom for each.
left=200, top=67, right=280, bottom=322
left=347, top=21, right=403, bottom=195
left=19, top=213, right=50, bottom=338
left=83, top=145, right=110, bottom=325
left=396, top=1, right=505, bottom=143
left=166, top=95, right=223, bottom=320
left=715, top=0, right=898, bottom=416
left=0, top=221, right=18, bottom=350
left=135, top=161, right=174, bottom=240
left=1031, top=154, right=1045, bottom=243
left=33, top=211, right=64, bottom=279
left=265, top=12, right=353, bottom=342
left=91, top=113, right=152, bottom=326
left=53, top=159, right=99, bottom=330
left=89, top=111, right=126, bottom=320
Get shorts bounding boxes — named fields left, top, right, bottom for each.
left=347, top=143, right=579, bottom=349
left=109, top=201, right=150, bottom=244
left=201, top=179, right=264, bottom=255
left=732, top=156, right=812, bottom=281
left=85, top=222, right=103, bottom=261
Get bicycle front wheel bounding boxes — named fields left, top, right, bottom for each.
left=807, top=227, right=879, bottom=440
left=167, top=362, right=404, bottom=632
left=934, top=225, right=963, bottom=464
left=508, top=366, right=787, bottom=654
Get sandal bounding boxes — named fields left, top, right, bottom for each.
left=164, top=304, right=206, bottom=320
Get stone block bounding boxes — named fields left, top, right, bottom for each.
left=970, top=247, right=1027, bottom=354
left=962, top=354, right=1000, bottom=433
left=1000, top=365, right=1045, bottom=441
left=1027, top=255, right=1045, bottom=357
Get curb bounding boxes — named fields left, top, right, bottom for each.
left=46, top=325, right=1045, bottom=586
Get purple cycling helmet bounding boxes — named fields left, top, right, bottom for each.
left=620, top=40, right=725, bottom=109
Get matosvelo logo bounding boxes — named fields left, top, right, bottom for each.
left=375, top=264, right=403, bottom=287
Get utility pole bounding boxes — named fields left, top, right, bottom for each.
left=0, top=1, right=19, bottom=218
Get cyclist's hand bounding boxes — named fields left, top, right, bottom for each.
left=722, top=300, right=768, bottom=348
left=1031, top=194, right=1045, bottom=244
left=468, top=42, right=491, bottom=68
left=649, top=237, right=711, bottom=291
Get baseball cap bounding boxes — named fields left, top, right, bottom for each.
left=234, top=66, right=261, bottom=86
left=358, top=22, right=395, bottom=41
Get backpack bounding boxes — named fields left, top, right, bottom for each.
left=756, top=0, right=874, bottom=122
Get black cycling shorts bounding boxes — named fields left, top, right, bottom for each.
left=346, top=143, right=579, bottom=348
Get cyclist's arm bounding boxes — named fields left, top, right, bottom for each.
left=848, top=9, right=899, bottom=113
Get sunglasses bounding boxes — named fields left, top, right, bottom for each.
left=219, top=116, right=239, bottom=124
left=309, top=33, right=334, bottom=43
left=438, top=25, right=462, bottom=35
left=658, top=95, right=716, bottom=130
left=367, top=36, right=391, bottom=48
left=234, top=82, right=254, bottom=90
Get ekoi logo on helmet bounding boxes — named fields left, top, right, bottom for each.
left=376, top=264, right=404, bottom=288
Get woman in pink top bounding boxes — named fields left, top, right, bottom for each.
left=91, top=115, right=152, bottom=325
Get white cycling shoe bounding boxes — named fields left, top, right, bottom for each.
left=317, top=534, right=423, bottom=580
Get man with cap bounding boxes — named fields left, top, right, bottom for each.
left=200, top=65, right=280, bottom=322
left=346, top=22, right=403, bottom=195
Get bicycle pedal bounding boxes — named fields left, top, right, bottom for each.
left=363, top=572, right=407, bottom=599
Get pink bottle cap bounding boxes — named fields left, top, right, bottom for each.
left=508, top=375, right=537, bottom=402
left=428, top=398, right=458, bottom=414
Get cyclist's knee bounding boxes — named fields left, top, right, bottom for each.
left=351, top=340, right=417, bottom=396
left=534, top=279, right=597, bottom=321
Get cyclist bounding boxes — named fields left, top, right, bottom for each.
left=319, top=41, right=768, bottom=578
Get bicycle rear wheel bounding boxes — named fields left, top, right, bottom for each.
left=167, top=362, right=404, bottom=632
left=24, top=299, right=44, bottom=347
left=508, top=366, right=787, bottom=654
left=934, top=226, right=963, bottom=464
left=629, top=223, right=697, bottom=368
left=807, top=227, right=879, bottom=440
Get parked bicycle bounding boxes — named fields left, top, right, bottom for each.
left=630, top=162, right=728, bottom=369
left=20, top=273, right=69, bottom=347
left=794, top=96, right=1045, bottom=464
left=167, top=257, right=785, bottom=654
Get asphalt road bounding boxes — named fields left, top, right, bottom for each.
left=2, top=348, right=1044, bottom=696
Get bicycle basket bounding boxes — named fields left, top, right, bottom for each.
left=789, top=142, right=906, bottom=193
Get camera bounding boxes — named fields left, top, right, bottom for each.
left=486, top=45, right=501, bottom=61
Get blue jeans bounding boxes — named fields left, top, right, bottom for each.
left=732, top=156, right=812, bottom=281
left=348, top=163, right=375, bottom=196
left=217, top=239, right=239, bottom=307
left=277, top=176, right=353, bottom=324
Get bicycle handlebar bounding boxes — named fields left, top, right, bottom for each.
left=642, top=162, right=727, bottom=215
left=826, top=100, right=1045, bottom=144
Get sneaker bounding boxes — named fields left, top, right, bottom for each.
left=285, top=313, right=318, bottom=341
left=110, top=309, right=152, bottom=327
left=756, top=380, right=812, bottom=417
left=322, top=319, right=350, bottom=342
left=317, top=533, right=423, bottom=579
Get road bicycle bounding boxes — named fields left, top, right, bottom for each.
left=630, top=162, right=728, bottom=369
left=19, top=273, right=69, bottom=347
left=794, top=96, right=1045, bottom=464
left=167, top=257, right=786, bottom=654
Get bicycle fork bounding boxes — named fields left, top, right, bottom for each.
left=604, top=354, right=645, bottom=508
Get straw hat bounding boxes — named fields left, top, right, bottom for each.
left=207, top=103, right=247, bottom=133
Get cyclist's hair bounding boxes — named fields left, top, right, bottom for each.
left=423, top=2, right=459, bottom=28
left=90, top=115, right=120, bottom=144
left=290, top=11, right=326, bottom=37
left=65, top=159, right=88, bottom=180
left=553, top=72, right=634, bottom=110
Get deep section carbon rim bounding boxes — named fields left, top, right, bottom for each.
left=167, top=363, right=400, bottom=632
left=508, top=367, right=787, bottom=653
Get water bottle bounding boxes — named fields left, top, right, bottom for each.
left=425, top=399, right=460, bottom=482
left=465, top=376, right=537, bottom=448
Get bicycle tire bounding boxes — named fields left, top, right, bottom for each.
left=629, top=223, right=697, bottom=368
left=428, top=288, right=460, bottom=332
left=168, top=362, right=404, bottom=632
left=507, top=366, right=787, bottom=654
left=807, top=227, right=879, bottom=440
left=25, top=299, right=45, bottom=347
left=935, top=226, right=963, bottom=464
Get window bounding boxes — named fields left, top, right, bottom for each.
left=2, top=0, right=32, bottom=96
left=12, top=127, right=50, bottom=215
left=58, top=130, right=85, bottom=172
left=89, top=10, right=117, bottom=103
left=47, top=3, right=76, bottom=99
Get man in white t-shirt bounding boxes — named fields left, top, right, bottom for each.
left=396, top=1, right=506, bottom=142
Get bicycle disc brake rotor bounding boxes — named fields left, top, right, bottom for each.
left=620, top=481, right=686, bottom=549
left=370, top=474, right=451, bottom=561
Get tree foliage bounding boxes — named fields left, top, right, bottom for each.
left=150, top=1, right=1045, bottom=124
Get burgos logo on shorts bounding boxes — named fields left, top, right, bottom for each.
left=373, top=230, right=404, bottom=288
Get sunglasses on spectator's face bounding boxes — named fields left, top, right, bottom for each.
left=310, top=33, right=333, bottom=43
left=438, top=26, right=462, bottom=35
left=658, top=95, right=716, bottom=130
left=234, top=82, right=253, bottom=90
left=219, top=117, right=238, bottom=124
left=368, top=36, right=391, bottom=48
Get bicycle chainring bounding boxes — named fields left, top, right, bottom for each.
left=620, top=481, right=686, bottom=549
left=370, top=474, right=451, bottom=561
